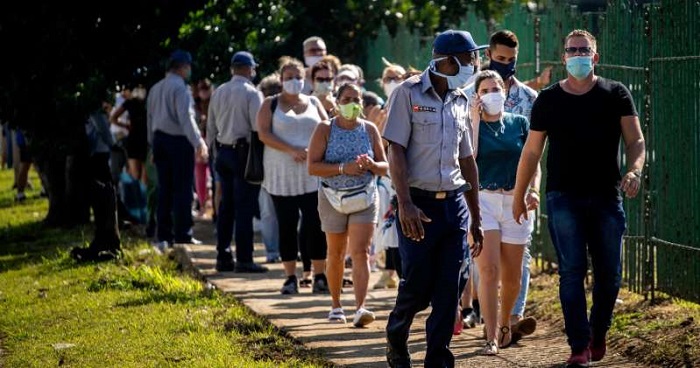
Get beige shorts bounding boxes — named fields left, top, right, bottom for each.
left=318, top=188, right=378, bottom=233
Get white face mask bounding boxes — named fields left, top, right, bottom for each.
left=314, top=81, right=333, bottom=95
left=429, top=56, right=475, bottom=90
left=304, top=55, right=323, bottom=68
left=480, top=92, right=506, bottom=115
left=283, top=79, right=304, bottom=95
left=383, top=81, right=400, bottom=98
left=132, top=88, right=147, bottom=100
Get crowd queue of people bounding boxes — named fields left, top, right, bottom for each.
left=76, top=27, right=645, bottom=368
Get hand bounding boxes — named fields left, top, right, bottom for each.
left=398, top=202, right=432, bottom=241
left=538, top=66, right=553, bottom=87
left=513, top=193, right=529, bottom=225
left=525, top=191, right=540, bottom=211
left=356, top=153, right=375, bottom=174
left=469, top=220, right=484, bottom=258
left=290, top=147, right=307, bottom=163
left=343, top=158, right=366, bottom=176
left=621, top=170, right=641, bottom=198
left=469, top=95, right=482, bottom=121
left=366, top=105, right=387, bottom=127
left=196, top=139, right=209, bottom=162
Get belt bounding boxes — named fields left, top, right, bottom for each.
left=216, top=142, right=235, bottom=149
left=216, top=138, right=246, bottom=149
left=409, top=184, right=469, bottom=200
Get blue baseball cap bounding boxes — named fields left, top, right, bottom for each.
left=433, top=30, right=487, bottom=55
left=169, top=49, right=193, bottom=65
left=231, top=51, right=257, bottom=67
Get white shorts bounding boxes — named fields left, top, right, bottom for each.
left=471, top=191, right=534, bottom=245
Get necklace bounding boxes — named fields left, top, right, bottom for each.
left=483, top=119, right=505, bottom=137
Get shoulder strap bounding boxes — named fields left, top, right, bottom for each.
left=270, top=94, right=279, bottom=113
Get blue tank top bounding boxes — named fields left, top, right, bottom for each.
left=477, top=112, right=529, bottom=191
left=322, top=118, right=374, bottom=190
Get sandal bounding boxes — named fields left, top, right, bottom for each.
left=328, top=307, right=347, bottom=324
left=480, top=341, right=498, bottom=355
left=342, top=278, right=353, bottom=288
left=498, top=325, right=512, bottom=349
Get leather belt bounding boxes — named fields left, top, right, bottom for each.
left=409, top=184, right=469, bottom=200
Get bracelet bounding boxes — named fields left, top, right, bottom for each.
left=630, top=169, right=642, bottom=178
left=339, top=162, right=344, bottom=175
left=528, top=187, right=540, bottom=195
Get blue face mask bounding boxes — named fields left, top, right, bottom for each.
left=430, top=56, right=475, bottom=90
left=566, top=56, right=594, bottom=80
left=489, top=59, right=517, bottom=80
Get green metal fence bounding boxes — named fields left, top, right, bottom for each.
left=363, top=0, right=700, bottom=303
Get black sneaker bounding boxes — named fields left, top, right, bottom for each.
left=215, top=257, right=235, bottom=272
left=312, top=273, right=330, bottom=294
left=235, top=262, right=269, bottom=273
left=386, top=344, right=412, bottom=368
left=280, top=276, right=299, bottom=295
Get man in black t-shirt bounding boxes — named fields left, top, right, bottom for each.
left=511, top=29, right=646, bottom=368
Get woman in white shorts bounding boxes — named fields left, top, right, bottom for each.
left=468, top=70, right=541, bottom=355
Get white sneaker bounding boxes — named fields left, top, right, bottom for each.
left=328, top=308, right=346, bottom=324
left=353, top=307, right=376, bottom=327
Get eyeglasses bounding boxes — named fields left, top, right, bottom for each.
left=315, top=77, right=333, bottom=83
left=565, top=46, right=594, bottom=55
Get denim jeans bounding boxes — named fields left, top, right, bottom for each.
left=387, top=194, right=468, bottom=368
left=258, top=187, right=279, bottom=259
left=546, top=191, right=626, bottom=352
left=511, top=244, right=532, bottom=317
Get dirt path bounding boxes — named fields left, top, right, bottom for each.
left=173, top=219, right=645, bottom=367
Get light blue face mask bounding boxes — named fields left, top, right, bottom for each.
left=566, top=56, right=594, bottom=80
left=429, top=56, right=475, bottom=90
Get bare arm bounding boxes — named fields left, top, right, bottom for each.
left=358, top=123, right=389, bottom=176
left=307, top=122, right=338, bottom=177
left=620, top=115, right=646, bottom=198
left=389, top=143, right=431, bottom=241
left=513, top=131, right=547, bottom=223
left=109, top=105, right=130, bottom=129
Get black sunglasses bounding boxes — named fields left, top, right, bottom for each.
left=565, top=46, right=594, bottom=55
left=315, top=77, right=333, bottom=83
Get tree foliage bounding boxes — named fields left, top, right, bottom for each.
left=178, top=0, right=535, bottom=84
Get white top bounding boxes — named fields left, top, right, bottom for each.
left=262, top=99, right=322, bottom=196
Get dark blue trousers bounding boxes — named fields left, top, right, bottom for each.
left=215, top=146, right=257, bottom=262
left=386, top=194, right=468, bottom=368
left=152, top=131, right=195, bottom=243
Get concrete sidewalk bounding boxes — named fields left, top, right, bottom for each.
left=173, top=219, right=641, bottom=367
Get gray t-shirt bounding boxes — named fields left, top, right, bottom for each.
left=382, top=70, right=474, bottom=192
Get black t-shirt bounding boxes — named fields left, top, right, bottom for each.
left=530, top=77, right=638, bottom=197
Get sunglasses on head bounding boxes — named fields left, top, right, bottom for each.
left=565, top=46, right=594, bottom=55
left=315, top=77, right=333, bottom=83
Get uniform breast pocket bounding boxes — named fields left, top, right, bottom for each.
left=412, top=116, right=440, bottom=144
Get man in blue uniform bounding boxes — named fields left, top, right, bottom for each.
left=383, top=30, right=485, bottom=368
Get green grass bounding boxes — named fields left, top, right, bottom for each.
left=526, top=265, right=700, bottom=367
left=0, top=168, right=333, bottom=367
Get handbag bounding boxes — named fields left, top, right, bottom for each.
left=244, top=95, right=278, bottom=184
left=322, top=177, right=377, bottom=215
left=244, top=131, right=264, bottom=184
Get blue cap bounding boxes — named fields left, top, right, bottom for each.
left=169, top=49, right=193, bottom=65
left=231, top=51, right=257, bottom=67
left=433, top=30, right=487, bottom=55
